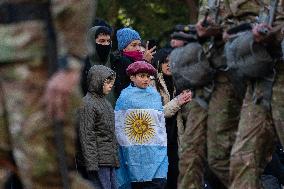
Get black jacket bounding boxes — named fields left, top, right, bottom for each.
left=111, top=53, right=134, bottom=99
left=81, top=26, right=115, bottom=105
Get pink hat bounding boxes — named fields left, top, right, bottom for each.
left=126, top=61, right=157, bottom=76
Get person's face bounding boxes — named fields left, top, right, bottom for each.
left=161, top=57, right=172, bottom=76
left=170, top=39, right=185, bottom=48
left=123, top=40, right=142, bottom=52
left=103, top=78, right=115, bottom=95
left=130, top=73, right=151, bottom=89
left=96, top=33, right=111, bottom=45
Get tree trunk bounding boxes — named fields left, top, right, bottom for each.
left=93, top=0, right=98, bottom=20
left=184, top=0, right=199, bottom=24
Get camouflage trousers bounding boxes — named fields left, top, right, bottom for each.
left=178, top=76, right=242, bottom=189
left=229, top=80, right=276, bottom=189
left=0, top=60, right=94, bottom=189
left=178, top=98, right=207, bottom=189
left=272, top=62, right=284, bottom=147
left=207, top=75, right=242, bottom=188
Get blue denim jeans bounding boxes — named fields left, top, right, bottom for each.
left=88, top=167, right=117, bottom=189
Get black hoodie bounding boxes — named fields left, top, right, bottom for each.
left=81, top=26, right=116, bottom=105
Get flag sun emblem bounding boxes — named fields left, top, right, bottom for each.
left=125, top=110, right=156, bottom=144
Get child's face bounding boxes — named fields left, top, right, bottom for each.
left=130, top=73, right=151, bottom=89
left=123, top=40, right=142, bottom=52
left=103, top=78, right=115, bottom=95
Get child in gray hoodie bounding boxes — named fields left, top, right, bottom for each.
left=78, top=65, right=119, bottom=189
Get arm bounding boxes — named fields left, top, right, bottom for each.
left=164, top=98, right=181, bottom=118
left=164, top=90, right=192, bottom=118
left=78, top=103, right=99, bottom=171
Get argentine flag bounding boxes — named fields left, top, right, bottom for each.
left=115, top=84, right=168, bottom=188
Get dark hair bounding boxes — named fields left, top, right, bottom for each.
left=152, top=48, right=172, bottom=71
left=106, top=73, right=116, bottom=81
left=93, top=18, right=113, bottom=33
left=95, top=26, right=112, bottom=39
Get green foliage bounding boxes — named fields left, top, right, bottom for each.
left=96, top=0, right=192, bottom=47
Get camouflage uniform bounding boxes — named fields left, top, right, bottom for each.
left=170, top=34, right=214, bottom=189
left=0, top=0, right=95, bottom=188
left=272, top=60, right=284, bottom=148
left=178, top=96, right=208, bottom=189
left=177, top=1, right=245, bottom=188
left=224, top=1, right=283, bottom=189
left=207, top=73, right=242, bottom=188
left=179, top=1, right=275, bottom=188
left=271, top=12, right=284, bottom=152
left=229, top=81, right=276, bottom=189
left=199, top=0, right=252, bottom=187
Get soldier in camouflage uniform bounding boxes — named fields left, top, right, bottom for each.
left=0, top=0, right=95, bottom=188
left=177, top=0, right=277, bottom=188
left=271, top=10, right=284, bottom=162
left=195, top=0, right=258, bottom=187
left=176, top=1, right=242, bottom=188
left=177, top=98, right=209, bottom=189
left=224, top=1, right=284, bottom=188
left=170, top=25, right=215, bottom=189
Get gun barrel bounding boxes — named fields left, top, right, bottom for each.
left=201, top=11, right=209, bottom=27
left=268, top=0, right=279, bottom=26
left=258, top=27, right=269, bottom=35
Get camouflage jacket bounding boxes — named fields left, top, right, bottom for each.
left=0, top=0, right=93, bottom=62
left=199, top=0, right=270, bottom=29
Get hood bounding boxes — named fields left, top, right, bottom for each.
left=87, top=65, right=115, bottom=96
left=86, top=26, right=111, bottom=65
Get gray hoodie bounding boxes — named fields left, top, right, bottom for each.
left=78, top=65, right=119, bottom=171
left=86, top=26, right=111, bottom=67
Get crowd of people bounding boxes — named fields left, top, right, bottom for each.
left=77, top=24, right=193, bottom=189
left=1, top=0, right=284, bottom=189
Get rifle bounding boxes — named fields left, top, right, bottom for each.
left=202, top=0, right=220, bottom=27
left=209, top=0, right=220, bottom=25
left=258, top=0, right=279, bottom=35
left=201, top=10, right=210, bottom=27
left=201, top=0, right=223, bottom=57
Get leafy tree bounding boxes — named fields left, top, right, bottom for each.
left=96, top=0, right=200, bottom=47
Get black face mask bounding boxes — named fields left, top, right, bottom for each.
left=96, top=43, right=111, bottom=62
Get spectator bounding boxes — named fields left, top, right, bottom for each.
left=78, top=65, right=119, bottom=189
left=112, top=28, right=156, bottom=99
left=115, top=61, right=167, bottom=189
left=153, top=48, right=191, bottom=189
left=81, top=25, right=115, bottom=104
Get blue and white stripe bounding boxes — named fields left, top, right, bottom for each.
left=115, top=85, right=168, bottom=188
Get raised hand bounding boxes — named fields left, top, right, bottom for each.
left=177, top=89, right=192, bottom=106
left=143, top=41, right=156, bottom=63
left=196, top=17, right=221, bottom=37
left=252, top=23, right=272, bottom=42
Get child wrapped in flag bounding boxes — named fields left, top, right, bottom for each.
left=115, top=61, right=168, bottom=188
